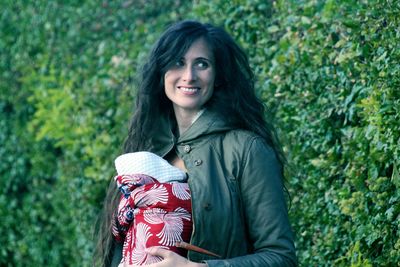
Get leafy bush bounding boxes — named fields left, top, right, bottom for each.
left=191, top=0, right=399, bottom=265
left=1, top=1, right=191, bottom=266
left=1, top=0, right=398, bottom=266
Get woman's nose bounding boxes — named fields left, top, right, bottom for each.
left=182, top=66, right=196, bottom=81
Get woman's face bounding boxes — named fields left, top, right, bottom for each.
left=164, top=38, right=216, bottom=117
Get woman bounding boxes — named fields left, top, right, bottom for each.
left=94, top=20, right=297, bottom=267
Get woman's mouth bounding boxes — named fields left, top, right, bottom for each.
left=178, top=86, right=200, bottom=94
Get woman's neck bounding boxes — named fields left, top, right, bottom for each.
left=173, top=108, right=204, bottom=135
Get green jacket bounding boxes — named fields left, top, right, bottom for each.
left=111, top=109, right=297, bottom=266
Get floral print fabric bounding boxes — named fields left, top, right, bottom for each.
left=113, top=173, right=192, bottom=266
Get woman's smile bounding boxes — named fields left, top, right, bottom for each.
left=164, top=37, right=216, bottom=119
left=178, top=86, right=201, bottom=95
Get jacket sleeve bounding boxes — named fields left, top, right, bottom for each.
left=205, top=137, right=297, bottom=267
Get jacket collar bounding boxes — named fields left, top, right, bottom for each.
left=150, top=109, right=233, bottom=156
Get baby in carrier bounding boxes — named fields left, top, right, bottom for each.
left=112, top=151, right=192, bottom=266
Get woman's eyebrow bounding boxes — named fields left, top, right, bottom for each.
left=196, top=57, right=210, bottom=60
left=180, top=56, right=214, bottom=64
left=194, top=56, right=214, bottom=63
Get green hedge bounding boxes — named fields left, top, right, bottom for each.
left=258, top=1, right=400, bottom=265
left=1, top=0, right=399, bottom=266
left=0, top=1, right=192, bottom=266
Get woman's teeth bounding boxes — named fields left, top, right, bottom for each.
left=180, top=87, right=199, bottom=92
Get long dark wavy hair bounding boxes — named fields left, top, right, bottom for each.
left=93, top=20, right=285, bottom=266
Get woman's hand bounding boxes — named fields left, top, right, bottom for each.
left=124, top=247, right=207, bottom=267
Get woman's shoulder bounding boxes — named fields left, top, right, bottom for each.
left=215, top=129, right=275, bottom=158
left=212, top=129, right=281, bottom=178
left=225, top=128, right=259, bottom=139
left=223, top=129, right=268, bottom=147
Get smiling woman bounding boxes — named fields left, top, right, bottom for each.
left=164, top=38, right=216, bottom=134
left=94, top=20, right=297, bottom=267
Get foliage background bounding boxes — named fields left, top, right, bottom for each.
left=1, top=0, right=399, bottom=266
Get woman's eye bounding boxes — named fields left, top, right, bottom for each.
left=175, top=60, right=185, bottom=67
left=196, top=61, right=209, bottom=69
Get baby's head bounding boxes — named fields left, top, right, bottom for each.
left=114, top=151, right=186, bottom=183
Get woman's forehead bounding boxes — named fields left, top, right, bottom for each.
left=181, top=38, right=214, bottom=61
